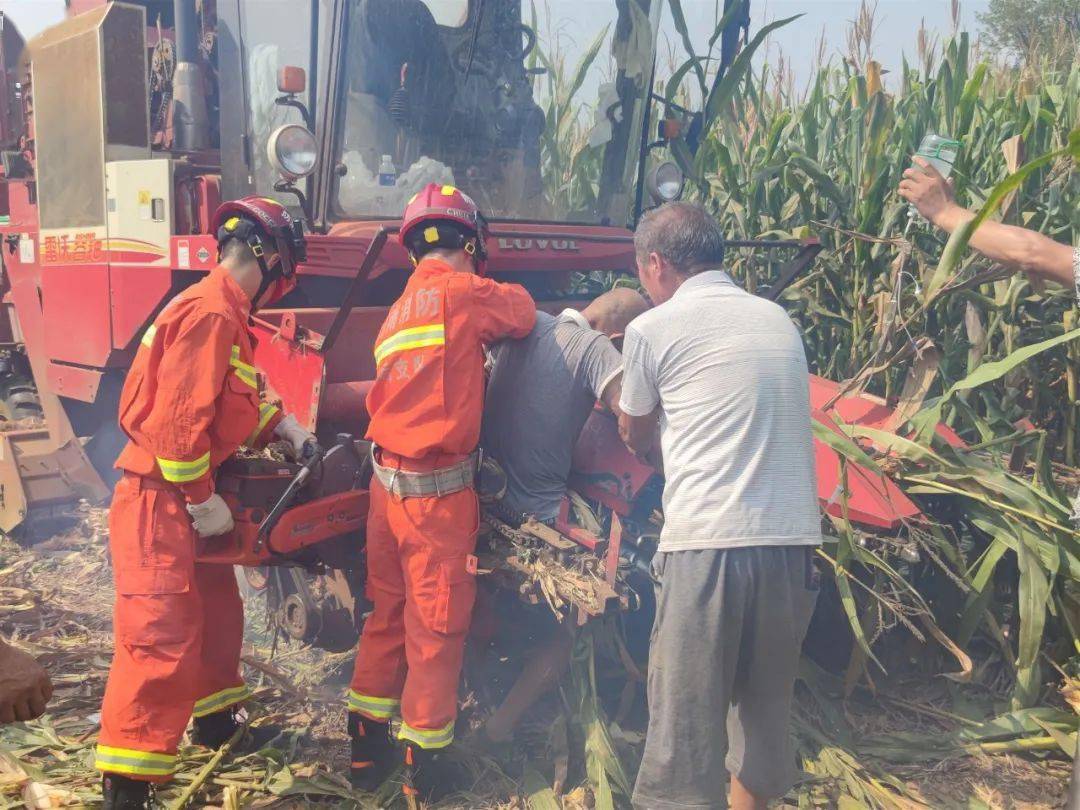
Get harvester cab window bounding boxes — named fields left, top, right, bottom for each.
left=239, top=0, right=317, bottom=208
left=333, top=0, right=661, bottom=226
left=419, top=0, right=469, bottom=27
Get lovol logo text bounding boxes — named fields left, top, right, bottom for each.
left=498, top=238, right=579, bottom=251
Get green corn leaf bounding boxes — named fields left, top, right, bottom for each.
left=558, top=24, right=611, bottom=125
left=665, top=57, right=704, bottom=106
left=523, top=769, right=561, bottom=810
left=788, top=154, right=847, bottom=209
left=1014, top=522, right=1057, bottom=708
left=812, top=419, right=882, bottom=474
left=913, top=327, right=1080, bottom=440
left=703, top=15, right=802, bottom=130
left=666, top=0, right=707, bottom=97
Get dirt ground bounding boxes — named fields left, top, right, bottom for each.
left=0, top=505, right=1071, bottom=808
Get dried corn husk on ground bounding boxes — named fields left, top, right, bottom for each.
left=0, top=496, right=1068, bottom=808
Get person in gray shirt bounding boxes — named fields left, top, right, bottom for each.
left=481, top=287, right=649, bottom=525
left=472, top=287, right=648, bottom=747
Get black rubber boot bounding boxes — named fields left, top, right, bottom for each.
left=348, top=713, right=395, bottom=792
left=191, top=709, right=236, bottom=748
left=101, top=774, right=152, bottom=809
left=192, top=709, right=281, bottom=752
left=402, top=742, right=450, bottom=804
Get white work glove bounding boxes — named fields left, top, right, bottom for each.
left=186, top=493, right=235, bottom=538
left=274, top=413, right=318, bottom=461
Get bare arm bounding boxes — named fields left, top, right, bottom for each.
left=619, top=408, right=659, bottom=459
left=600, top=375, right=622, bottom=417
left=0, top=638, right=52, bottom=724
left=899, top=158, right=1074, bottom=287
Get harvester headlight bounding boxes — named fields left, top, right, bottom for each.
left=646, top=161, right=685, bottom=204
left=268, top=124, right=318, bottom=181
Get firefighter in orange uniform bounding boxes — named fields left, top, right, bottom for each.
left=347, top=184, right=536, bottom=797
left=96, top=197, right=316, bottom=809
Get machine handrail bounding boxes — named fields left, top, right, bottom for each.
left=318, top=226, right=395, bottom=355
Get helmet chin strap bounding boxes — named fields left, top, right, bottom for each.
left=247, top=234, right=281, bottom=312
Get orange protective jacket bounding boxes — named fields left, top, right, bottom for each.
left=115, top=266, right=284, bottom=503
left=365, top=257, right=536, bottom=458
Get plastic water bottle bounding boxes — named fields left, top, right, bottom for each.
left=377, top=154, right=396, bottom=187
left=908, top=132, right=961, bottom=222
left=914, top=132, right=961, bottom=178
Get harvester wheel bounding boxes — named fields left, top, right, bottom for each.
left=242, top=566, right=269, bottom=592
left=282, top=593, right=318, bottom=643
left=0, top=350, right=43, bottom=422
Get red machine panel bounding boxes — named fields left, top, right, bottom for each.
left=249, top=314, right=326, bottom=431
left=311, top=221, right=635, bottom=282
left=110, top=264, right=172, bottom=350
left=41, top=264, right=113, bottom=367
left=259, top=306, right=384, bottom=386
left=809, top=375, right=964, bottom=447
left=571, top=409, right=656, bottom=515
left=46, top=362, right=103, bottom=403
left=812, top=408, right=922, bottom=528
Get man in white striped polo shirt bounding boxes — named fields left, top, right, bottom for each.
left=619, top=202, right=821, bottom=810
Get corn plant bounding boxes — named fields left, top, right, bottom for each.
left=651, top=3, right=1080, bottom=710
left=527, top=2, right=1080, bottom=802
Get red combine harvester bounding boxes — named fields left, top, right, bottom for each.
left=0, top=0, right=923, bottom=650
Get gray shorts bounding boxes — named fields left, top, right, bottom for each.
left=632, top=546, right=819, bottom=810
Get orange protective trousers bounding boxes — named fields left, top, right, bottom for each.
left=348, top=455, right=478, bottom=749
left=95, top=475, right=248, bottom=782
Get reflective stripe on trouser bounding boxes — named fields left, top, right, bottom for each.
left=348, top=477, right=478, bottom=749
left=192, top=684, right=252, bottom=718
left=97, top=475, right=247, bottom=783
left=347, top=690, right=400, bottom=721
left=397, top=718, right=454, bottom=749
left=94, top=745, right=176, bottom=778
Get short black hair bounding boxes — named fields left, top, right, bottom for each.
left=219, top=236, right=277, bottom=264
left=634, top=201, right=726, bottom=274
left=220, top=238, right=254, bottom=263
left=404, top=220, right=475, bottom=261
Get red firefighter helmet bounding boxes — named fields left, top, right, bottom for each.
left=212, top=197, right=308, bottom=308
left=399, top=183, right=490, bottom=273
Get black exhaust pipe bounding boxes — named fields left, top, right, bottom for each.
left=173, top=0, right=209, bottom=150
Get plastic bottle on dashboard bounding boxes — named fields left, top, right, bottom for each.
left=378, top=154, right=396, bottom=187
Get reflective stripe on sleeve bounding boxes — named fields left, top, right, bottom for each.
left=230, top=345, right=258, bottom=389
left=191, top=684, right=252, bottom=718
left=156, top=451, right=211, bottom=483
left=346, top=690, right=400, bottom=720
left=373, top=324, right=445, bottom=367
left=94, top=745, right=176, bottom=777
left=246, top=402, right=280, bottom=446
left=396, top=719, right=454, bottom=749
left=140, top=323, right=158, bottom=349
